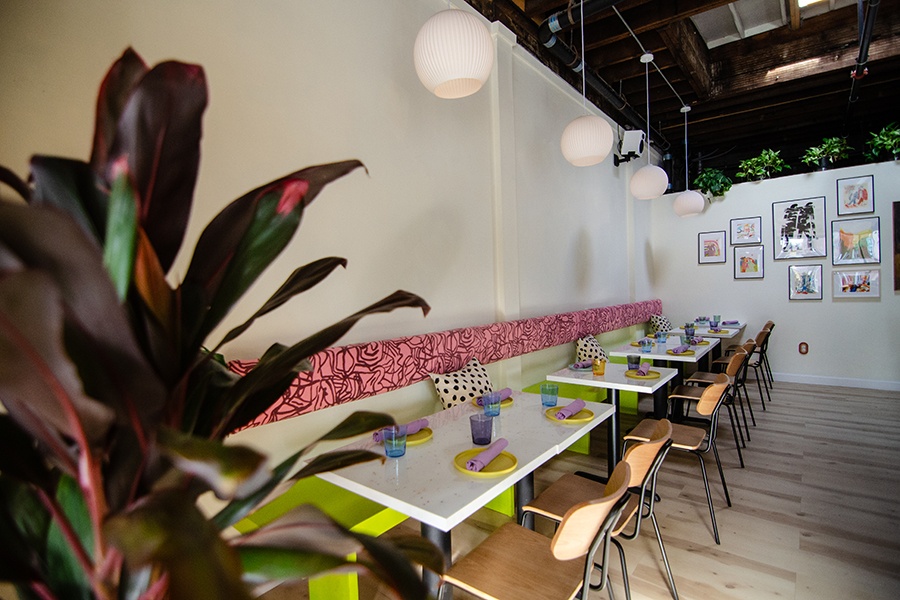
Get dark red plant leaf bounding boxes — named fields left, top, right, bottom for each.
left=0, top=415, right=55, bottom=491
left=90, top=47, right=148, bottom=171
left=109, top=59, right=207, bottom=272
left=30, top=156, right=109, bottom=242
left=180, top=160, right=365, bottom=353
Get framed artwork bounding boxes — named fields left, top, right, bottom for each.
left=832, top=216, right=880, bottom=265
left=836, top=175, right=874, bottom=215
left=788, top=264, right=823, bottom=300
left=894, top=202, right=900, bottom=291
left=772, top=197, right=827, bottom=259
left=734, top=245, right=764, bottom=279
left=833, top=269, right=880, bottom=298
left=698, top=231, right=726, bottom=264
left=730, top=216, right=762, bottom=245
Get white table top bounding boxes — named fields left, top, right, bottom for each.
left=546, top=362, right=678, bottom=394
left=317, top=391, right=614, bottom=532
left=607, top=337, right=720, bottom=363
left=675, top=321, right=747, bottom=339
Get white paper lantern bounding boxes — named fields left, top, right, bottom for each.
left=673, top=190, right=705, bottom=217
left=414, top=9, right=494, bottom=99
left=630, top=164, right=669, bottom=199
left=560, top=115, right=614, bottom=166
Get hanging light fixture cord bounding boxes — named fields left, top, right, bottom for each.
left=644, top=59, right=650, bottom=165
left=580, top=0, right=586, bottom=112
left=684, top=109, right=690, bottom=189
left=613, top=6, right=686, bottom=107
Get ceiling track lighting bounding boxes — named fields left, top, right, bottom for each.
left=629, top=52, right=669, bottom=199
left=560, top=0, right=613, bottom=167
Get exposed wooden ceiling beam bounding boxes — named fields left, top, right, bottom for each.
left=657, top=19, right=712, bottom=99
left=788, top=0, right=801, bottom=30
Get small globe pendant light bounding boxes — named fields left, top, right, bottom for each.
left=629, top=53, right=669, bottom=199
left=560, top=1, right=614, bottom=166
left=414, top=9, right=494, bottom=99
left=673, top=105, right=705, bottom=217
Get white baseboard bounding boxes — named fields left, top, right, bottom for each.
left=760, top=372, right=900, bottom=392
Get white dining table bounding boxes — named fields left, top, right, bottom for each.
left=546, top=362, right=678, bottom=477
left=316, top=391, right=614, bottom=594
left=675, top=321, right=746, bottom=357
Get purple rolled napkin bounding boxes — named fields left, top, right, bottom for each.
left=690, top=336, right=704, bottom=344
left=466, top=438, right=509, bottom=471
left=373, top=418, right=428, bottom=442
left=555, top=399, right=586, bottom=420
left=722, top=320, right=739, bottom=325
left=572, top=360, right=593, bottom=369
left=670, top=344, right=690, bottom=354
left=476, top=387, right=513, bottom=406
left=636, top=362, right=651, bottom=376
left=709, top=327, right=722, bottom=333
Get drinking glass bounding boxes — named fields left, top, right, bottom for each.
left=482, top=391, right=501, bottom=416
left=592, top=358, right=606, bottom=376
left=627, top=354, right=641, bottom=370
left=383, top=425, right=407, bottom=458
left=541, top=383, right=559, bottom=407
left=469, top=414, right=493, bottom=445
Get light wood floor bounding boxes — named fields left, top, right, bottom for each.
left=264, top=380, right=900, bottom=600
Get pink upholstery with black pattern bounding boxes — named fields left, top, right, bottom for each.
left=229, top=299, right=662, bottom=428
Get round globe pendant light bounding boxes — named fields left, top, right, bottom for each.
left=560, top=0, right=613, bottom=166
left=673, top=105, right=705, bottom=217
left=561, top=115, right=614, bottom=166
left=629, top=53, right=668, bottom=199
left=414, top=9, right=494, bottom=99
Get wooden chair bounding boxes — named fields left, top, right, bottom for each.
left=625, top=376, right=731, bottom=545
left=761, top=320, right=775, bottom=386
left=521, top=420, right=678, bottom=600
left=748, top=327, right=773, bottom=405
left=440, top=462, right=631, bottom=600
left=684, top=347, right=751, bottom=467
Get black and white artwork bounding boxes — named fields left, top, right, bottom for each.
left=772, top=197, right=827, bottom=260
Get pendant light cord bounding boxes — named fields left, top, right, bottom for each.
left=580, top=0, right=586, bottom=112
left=644, top=60, right=650, bottom=166
left=684, top=109, right=690, bottom=189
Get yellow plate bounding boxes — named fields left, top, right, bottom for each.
left=625, top=369, right=661, bottom=379
left=406, top=427, right=433, bottom=446
left=472, top=396, right=513, bottom=409
left=453, top=449, right=518, bottom=477
left=707, top=329, right=730, bottom=334
left=667, top=349, right=696, bottom=356
left=630, top=341, right=655, bottom=347
left=544, top=407, right=594, bottom=424
left=696, top=340, right=710, bottom=345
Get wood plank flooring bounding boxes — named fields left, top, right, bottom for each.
left=263, top=381, right=900, bottom=600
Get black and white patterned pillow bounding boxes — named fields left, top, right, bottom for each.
left=430, top=357, right=494, bottom=410
left=648, top=314, right=673, bottom=334
left=576, top=336, right=608, bottom=363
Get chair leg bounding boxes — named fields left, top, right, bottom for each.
left=734, top=385, right=751, bottom=440
left=711, top=442, right=732, bottom=508
left=758, top=366, right=772, bottom=404
left=610, top=537, right=631, bottom=600
left=754, top=368, right=769, bottom=409
left=693, top=451, right=720, bottom=545
left=724, top=404, right=745, bottom=468
left=649, top=513, right=679, bottom=600
left=763, top=352, right=774, bottom=386
left=740, top=381, right=757, bottom=426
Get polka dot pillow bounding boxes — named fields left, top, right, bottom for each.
left=430, top=357, right=494, bottom=410
left=576, top=336, right=608, bottom=363
left=648, top=314, right=673, bottom=334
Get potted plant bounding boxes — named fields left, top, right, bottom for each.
left=866, top=122, right=900, bottom=161
left=0, top=48, right=443, bottom=599
left=693, top=167, right=733, bottom=199
left=736, top=149, right=790, bottom=181
left=800, top=136, right=852, bottom=170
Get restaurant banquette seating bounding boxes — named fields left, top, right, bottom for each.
left=625, top=376, right=731, bottom=544
left=521, top=419, right=678, bottom=600
left=440, top=462, right=631, bottom=600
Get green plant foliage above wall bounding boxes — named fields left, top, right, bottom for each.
left=736, top=149, right=790, bottom=181
left=693, top=167, right=733, bottom=198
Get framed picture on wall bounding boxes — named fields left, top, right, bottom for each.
left=788, top=264, right=823, bottom=300
left=836, top=175, right=874, bottom=215
left=772, top=197, right=827, bottom=259
left=734, top=245, right=764, bottom=279
left=833, top=269, right=880, bottom=298
left=698, top=230, right=726, bottom=264
left=730, top=216, right=762, bottom=245
left=895, top=202, right=900, bottom=291
left=832, top=216, right=880, bottom=265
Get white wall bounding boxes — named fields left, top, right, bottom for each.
left=644, top=161, right=900, bottom=390
left=0, top=1, right=655, bottom=457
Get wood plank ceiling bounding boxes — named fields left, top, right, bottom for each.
left=462, top=0, right=900, bottom=188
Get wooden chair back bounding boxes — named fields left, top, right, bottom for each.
left=621, top=419, right=672, bottom=487
left=724, top=349, right=747, bottom=378
left=550, top=462, right=630, bottom=561
left=694, top=374, right=729, bottom=417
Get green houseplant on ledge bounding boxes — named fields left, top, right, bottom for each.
left=800, top=136, right=852, bottom=170
left=693, top=167, right=733, bottom=199
left=0, top=48, right=443, bottom=600
left=866, top=122, right=900, bottom=161
left=736, top=149, right=790, bottom=181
